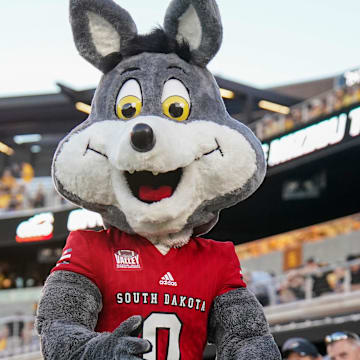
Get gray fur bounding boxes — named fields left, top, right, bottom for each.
left=53, top=52, right=266, bottom=234
left=164, top=0, right=223, bottom=66
left=70, top=0, right=137, bottom=72
left=36, top=271, right=150, bottom=359
left=36, top=270, right=102, bottom=331
left=208, top=288, right=281, bottom=359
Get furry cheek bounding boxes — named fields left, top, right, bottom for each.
left=195, top=129, right=257, bottom=199
left=54, top=132, right=115, bottom=206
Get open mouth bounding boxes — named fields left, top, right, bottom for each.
left=125, top=168, right=183, bottom=204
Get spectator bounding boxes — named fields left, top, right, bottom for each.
left=311, top=262, right=332, bottom=297
left=356, top=85, right=360, bottom=103
left=0, top=167, right=24, bottom=210
left=309, top=98, right=324, bottom=119
left=0, top=187, right=10, bottom=209
left=0, top=324, right=9, bottom=352
left=350, top=85, right=359, bottom=104
left=334, top=89, right=345, bottom=110
left=302, top=258, right=318, bottom=274
left=10, top=162, right=21, bottom=179
left=20, top=162, right=34, bottom=183
left=1, top=277, right=14, bottom=289
left=6, top=188, right=24, bottom=211
left=291, top=108, right=302, bottom=126
left=32, top=184, right=46, bottom=208
left=326, top=266, right=345, bottom=293
left=263, top=114, right=277, bottom=139
left=325, top=92, right=336, bottom=114
left=0, top=168, right=17, bottom=191
left=286, top=272, right=306, bottom=300
left=0, top=262, right=10, bottom=289
left=343, top=88, right=354, bottom=108
left=284, top=113, right=295, bottom=132
left=325, top=331, right=360, bottom=360
left=347, top=254, right=360, bottom=291
left=282, top=337, right=322, bottom=360
left=302, top=102, right=313, bottom=123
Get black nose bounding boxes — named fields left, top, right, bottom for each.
left=130, top=123, right=155, bottom=152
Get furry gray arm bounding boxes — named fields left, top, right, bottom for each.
left=208, top=288, right=281, bottom=359
left=36, top=271, right=151, bottom=360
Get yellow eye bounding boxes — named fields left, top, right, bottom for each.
left=162, top=95, right=190, bottom=121
left=116, top=95, right=142, bottom=120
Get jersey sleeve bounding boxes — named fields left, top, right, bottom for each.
left=51, top=230, right=97, bottom=286
left=216, top=241, right=246, bottom=297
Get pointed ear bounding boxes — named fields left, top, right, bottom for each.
left=70, top=0, right=138, bottom=72
left=164, top=0, right=222, bottom=67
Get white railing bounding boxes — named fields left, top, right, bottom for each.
left=247, top=258, right=360, bottom=307
left=0, top=315, right=40, bottom=359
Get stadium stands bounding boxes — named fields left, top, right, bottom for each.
left=0, top=315, right=40, bottom=359
left=253, top=81, right=360, bottom=141
left=1, top=66, right=360, bottom=359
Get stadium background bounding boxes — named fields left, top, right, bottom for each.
left=1, top=67, right=360, bottom=359
left=1, top=0, right=360, bottom=357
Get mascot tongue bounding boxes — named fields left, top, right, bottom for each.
left=139, top=185, right=173, bottom=202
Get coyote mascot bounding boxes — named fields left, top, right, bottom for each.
left=36, top=0, right=281, bottom=359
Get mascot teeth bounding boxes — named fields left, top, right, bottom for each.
left=125, top=169, right=182, bottom=203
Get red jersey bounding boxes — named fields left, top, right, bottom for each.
left=52, top=228, right=245, bottom=360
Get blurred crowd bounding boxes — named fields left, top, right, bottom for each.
left=0, top=162, right=47, bottom=212
left=0, top=261, right=46, bottom=290
left=254, top=83, right=360, bottom=141
left=245, top=253, right=360, bottom=307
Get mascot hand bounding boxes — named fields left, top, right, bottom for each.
left=102, top=316, right=152, bottom=359
left=36, top=272, right=152, bottom=359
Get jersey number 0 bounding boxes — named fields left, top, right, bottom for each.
left=143, top=313, right=183, bottom=359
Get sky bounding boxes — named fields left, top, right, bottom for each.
left=1, top=0, right=360, bottom=97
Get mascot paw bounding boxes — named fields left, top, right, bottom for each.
left=101, top=316, right=152, bottom=359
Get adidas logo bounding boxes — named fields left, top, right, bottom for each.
left=159, top=272, right=177, bottom=287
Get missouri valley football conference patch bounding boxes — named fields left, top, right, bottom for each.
left=114, top=249, right=142, bottom=270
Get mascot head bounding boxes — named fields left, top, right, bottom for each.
left=53, top=0, right=266, bottom=248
